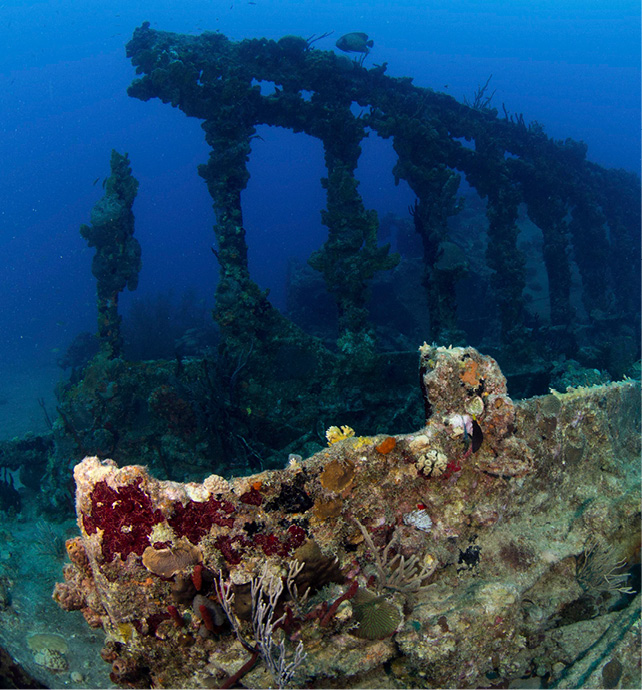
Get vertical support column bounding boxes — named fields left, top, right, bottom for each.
left=387, top=115, right=466, bottom=344
left=465, top=133, right=529, bottom=354
left=404, top=167, right=465, bottom=344
left=485, top=184, right=526, bottom=346
left=309, top=122, right=397, bottom=363
left=80, top=151, right=141, bottom=359
left=524, top=194, right=574, bottom=327
left=601, top=171, right=641, bottom=320
left=199, top=120, right=272, bottom=353
left=604, top=212, right=641, bottom=320
left=568, top=195, right=612, bottom=317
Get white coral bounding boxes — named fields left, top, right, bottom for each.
left=417, top=449, right=448, bottom=477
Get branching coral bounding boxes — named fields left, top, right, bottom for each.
left=215, top=563, right=307, bottom=689
left=325, top=425, right=355, bottom=445
left=353, top=518, right=437, bottom=599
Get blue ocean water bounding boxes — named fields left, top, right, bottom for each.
left=0, top=4, right=639, bottom=686
left=0, top=0, right=639, bottom=376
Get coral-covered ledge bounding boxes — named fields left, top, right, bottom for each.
left=55, top=345, right=641, bottom=689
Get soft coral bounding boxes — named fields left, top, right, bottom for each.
left=82, top=478, right=164, bottom=561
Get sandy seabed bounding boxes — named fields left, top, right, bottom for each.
left=0, top=362, right=60, bottom=441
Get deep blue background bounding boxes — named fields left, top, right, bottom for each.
left=0, top=0, right=639, bottom=367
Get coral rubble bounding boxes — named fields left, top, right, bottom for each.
left=55, top=345, right=641, bottom=688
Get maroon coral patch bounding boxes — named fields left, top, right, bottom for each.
left=285, top=524, right=307, bottom=552
left=168, top=496, right=236, bottom=544
left=82, top=478, right=164, bottom=562
left=254, top=533, right=282, bottom=556
left=253, top=524, right=307, bottom=557
left=239, top=488, right=263, bottom=506
left=214, top=535, right=247, bottom=565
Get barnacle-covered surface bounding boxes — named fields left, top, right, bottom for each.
left=55, top=345, right=641, bottom=689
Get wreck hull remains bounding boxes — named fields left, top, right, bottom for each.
left=125, top=23, right=639, bottom=358
left=55, top=345, right=641, bottom=688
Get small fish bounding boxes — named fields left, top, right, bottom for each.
left=92, top=177, right=100, bottom=186
left=336, top=32, right=373, bottom=55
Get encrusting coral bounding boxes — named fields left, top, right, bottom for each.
left=54, top=345, right=641, bottom=688
left=141, top=540, right=202, bottom=578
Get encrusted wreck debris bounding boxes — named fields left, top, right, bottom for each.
left=80, top=150, right=141, bottom=359
left=6, top=22, right=635, bottom=523
left=0, top=23, right=637, bottom=689
left=41, top=21, right=630, bottom=487
left=55, top=345, right=641, bottom=689
left=125, top=23, right=639, bottom=358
